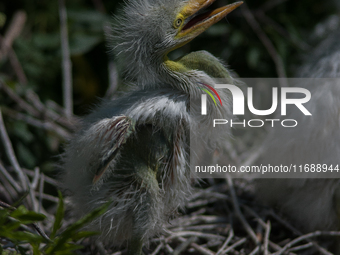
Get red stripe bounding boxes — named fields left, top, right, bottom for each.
left=201, top=83, right=223, bottom=106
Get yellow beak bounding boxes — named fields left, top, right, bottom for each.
left=177, top=0, right=243, bottom=39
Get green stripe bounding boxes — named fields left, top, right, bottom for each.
left=200, top=88, right=217, bottom=106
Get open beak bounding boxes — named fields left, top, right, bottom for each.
left=178, top=0, right=243, bottom=38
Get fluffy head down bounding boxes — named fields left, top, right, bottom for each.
left=108, top=0, right=188, bottom=84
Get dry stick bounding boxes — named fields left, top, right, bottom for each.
left=0, top=185, right=13, bottom=204
left=264, top=221, right=271, bottom=255
left=0, top=173, right=18, bottom=201
left=287, top=242, right=314, bottom=253
left=190, top=243, right=215, bottom=255
left=216, top=228, right=234, bottom=255
left=171, top=224, right=229, bottom=232
left=173, top=236, right=197, bottom=255
left=8, top=47, right=28, bottom=85
left=0, top=11, right=27, bottom=84
left=0, top=81, right=40, bottom=117
left=268, top=210, right=332, bottom=255
left=167, top=231, right=225, bottom=241
left=150, top=243, right=164, bottom=255
left=0, top=11, right=27, bottom=59
left=249, top=246, right=260, bottom=255
left=31, top=167, right=40, bottom=190
left=2, top=107, right=71, bottom=139
left=223, top=237, right=247, bottom=254
left=0, top=161, right=22, bottom=193
left=0, top=80, right=75, bottom=131
left=34, top=191, right=59, bottom=203
left=165, top=244, right=174, bottom=253
left=23, top=168, right=58, bottom=187
left=25, top=90, right=76, bottom=130
left=226, top=175, right=259, bottom=246
left=0, top=109, right=28, bottom=191
left=241, top=4, right=287, bottom=87
left=58, top=0, right=73, bottom=117
left=275, top=231, right=340, bottom=255
left=39, top=174, right=44, bottom=213
left=243, top=205, right=298, bottom=255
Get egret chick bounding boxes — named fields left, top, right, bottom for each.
left=61, top=0, right=242, bottom=254
left=255, top=30, right=340, bottom=234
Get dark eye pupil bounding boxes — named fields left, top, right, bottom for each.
left=177, top=19, right=181, bottom=26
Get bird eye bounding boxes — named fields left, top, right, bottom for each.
left=174, top=18, right=183, bottom=28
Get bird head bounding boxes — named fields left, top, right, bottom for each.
left=110, top=0, right=242, bottom=89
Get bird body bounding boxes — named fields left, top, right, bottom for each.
left=255, top=29, right=340, bottom=233
left=61, top=0, right=242, bottom=253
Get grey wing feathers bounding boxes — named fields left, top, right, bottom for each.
left=92, top=115, right=135, bottom=184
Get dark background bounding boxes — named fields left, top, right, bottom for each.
left=0, top=0, right=339, bottom=175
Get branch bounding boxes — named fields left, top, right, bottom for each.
left=226, top=175, right=260, bottom=246
left=58, top=0, right=73, bottom=117
left=241, top=4, right=287, bottom=86
left=0, top=11, right=27, bottom=59
left=0, top=109, right=28, bottom=191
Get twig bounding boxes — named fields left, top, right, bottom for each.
left=0, top=109, right=28, bottom=191
left=268, top=210, right=331, bottom=255
left=0, top=81, right=40, bottom=117
left=24, top=90, right=76, bottom=130
left=2, top=107, right=71, bottom=139
left=58, top=0, right=73, bottom=117
left=241, top=4, right=287, bottom=87
left=167, top=231, right=225, bottom=241
left=0, top=161, right=22, bottom=193
left=23, top=168, right=58, bottom=186
left=264, top=221, right=271, bottom=255
left=173, top=236, right=197, bottom=255
left=274, top=231, right=340, bottom=255
left=151, top=242, right=164, bottom=255
left=226, top=175, right=259, bottom=245
left=34, top=191, right=59, bottom=203
left=222, top=237, right=247, bottom=254
left=190, top=243, right=215, bottom=255
left=287, top=242, right=314, bottom=253
left=216, top=228, right=234, bottom=255
left=39, top=174, right=44, bottom=213
left=165, top=244, right=174, bottom=253
left=0, top=11, right=27, bottom=60
left=8, top=47, right=28, bottom=84
left=249, top=246, right=260, bottom=255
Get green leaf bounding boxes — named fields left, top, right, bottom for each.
left=46, top=201, right=110, bottom=254
left=51, top=191, right=64, bottom=239
left=11, top=206, right=46, bottom=223
left=72, top=231, right=99, bottom=241
left=5, top=230, right=44, bottom=243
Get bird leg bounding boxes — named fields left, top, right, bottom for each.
left=127, top=236, right=144, bottom=255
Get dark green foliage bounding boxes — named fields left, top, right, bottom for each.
left=0, top=193, right=109, bottom=254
